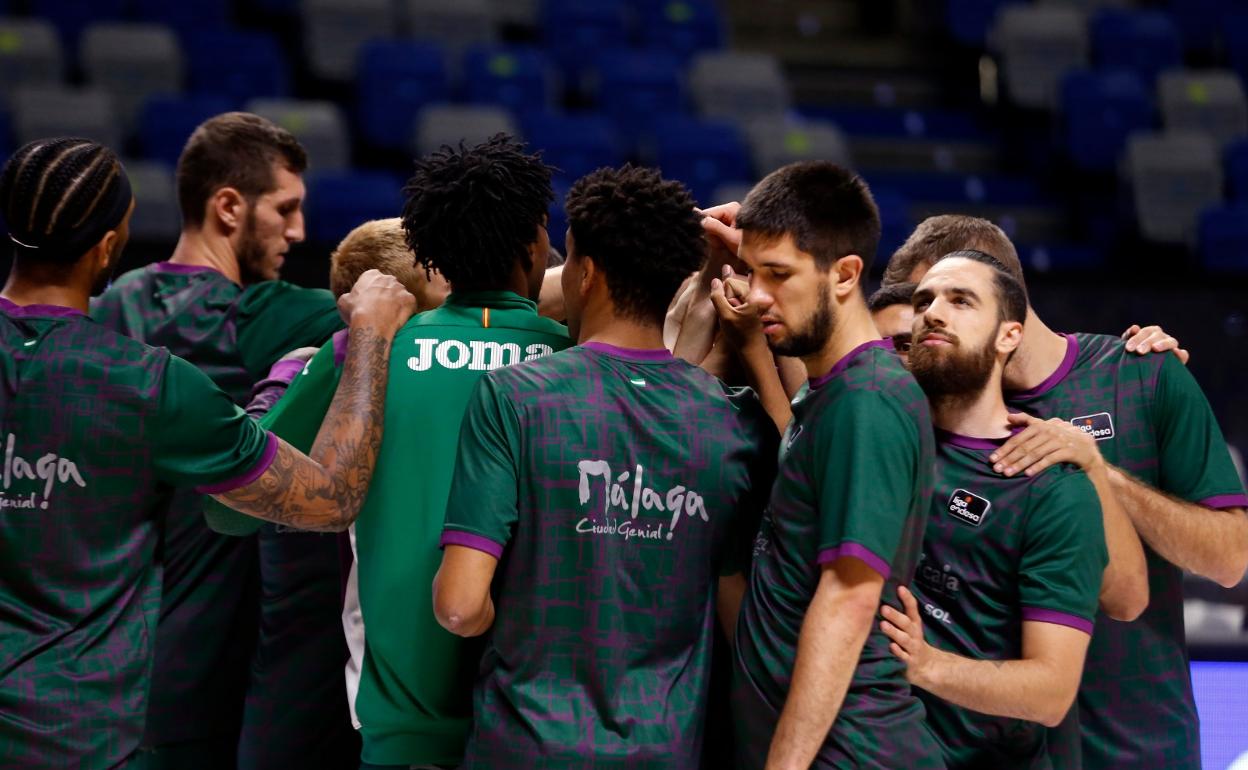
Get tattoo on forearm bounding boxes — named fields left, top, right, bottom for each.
left=216, top=326, right=391, bottom=531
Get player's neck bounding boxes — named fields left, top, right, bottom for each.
left=169, top=229, right=241, bottom=285
left=2, top=264, right=92, bottom=313
left=801, top=300, right=881, bottom=381
left=577, top=311, right=666, bottom=352
left=1002, top=308, right=1065, bottom=391
left=929, top=370, right=1014, bottom=440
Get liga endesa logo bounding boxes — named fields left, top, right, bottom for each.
left=947, top=489, right=992, bottom=527
left=1071, top=412, right=1115, bottom=441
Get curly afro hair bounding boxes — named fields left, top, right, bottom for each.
left=401, top=134, right=553, bottom=290
left=565, top=165, right=705, bottom=325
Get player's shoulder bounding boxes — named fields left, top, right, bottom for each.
left=1026, top=461, right=1098, bottom=509
left=58, top=317, right=174, bottom=396
left=1072, top=331, right=1162, bottom=376
left=826, top=346, right=929, bottom=422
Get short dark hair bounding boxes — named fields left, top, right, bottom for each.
left=565, top=164, right=705, bottom=325
left=935, top=249, right=1028, bottom=324
left=402, top=134, right=553, bottom=291
left=868, top=281, right=916, bottom=313
left=885, top=215, right=1023, bottom=287
left=177, top=112, right=307, bottom=228
left=0, top=138, right=129, bottom=265
left=735, top=161, right=881, bottom=272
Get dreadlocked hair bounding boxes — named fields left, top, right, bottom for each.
left=401, top=133, right=553, bottom=290
left=0, top=138, right=125, bottom=264
left=565, top=164, right=705, bottom=325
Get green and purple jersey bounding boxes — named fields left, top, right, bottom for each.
left=442, top=342, right=776, bottom=769
left=0, top=299, right=275, bottom=769
left=914, top=429, right=1107, bottom=769
left=732, top=339, right=943, bottom=770
left=92, top=262, right=342, bottom=746
left=1007, top=333, right=1248, bottom=769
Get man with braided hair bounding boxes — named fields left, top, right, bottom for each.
left=91, top=112, right=353, bottom=769
left=0, top=138, right=414, bottom=769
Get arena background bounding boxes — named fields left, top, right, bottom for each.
left=0, top=0, right=1245, bottom=764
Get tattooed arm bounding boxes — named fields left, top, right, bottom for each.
left=211, top=270, right=414, bottom=532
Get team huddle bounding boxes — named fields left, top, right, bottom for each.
left=0, top=112, right=1245, bottom=770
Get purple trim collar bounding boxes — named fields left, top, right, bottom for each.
left=809, top=338, right=894, bottom=390
left=197, top=432, right=279, bottom=495
left=1022, top=607, right=1094, bottom=635
left=0, top=296, right=86, bottom=318
left=1009, top=334, right=1078, bottom=400
left=440, top=530, right=505, bottom=559
left=816, top=542, right=891, bottom=580
left=152, top=261, right=223, bottom=276
left=1201, top=494, right=1248, bottom=511
left=936, top=425, right=1024, bottom=451
left=582, top=341, right=675, bottom=362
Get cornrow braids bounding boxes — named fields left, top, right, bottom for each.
left=565, top=164, right=705, bottom=325
left=401, top=133, right=553, bottom=291
left=0, top=138, right=131, bottom=264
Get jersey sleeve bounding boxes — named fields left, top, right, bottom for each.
left=720, top=387, right=779, bottom=576
left=1152, top=355, right=1248, bottom=509
left=203, top=337, right=346, bottom=535
left=440, top=374, right=523, bottom=558
left=1018, top=471, right=1108, bottom=635
left=812, top=390, right=920, bottom=579
left=150, top=354, right=276, bottom=492
left=236, top=282, right=344, bottom=381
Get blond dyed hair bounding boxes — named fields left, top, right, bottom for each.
left=329, top=218, right=427, bottom=301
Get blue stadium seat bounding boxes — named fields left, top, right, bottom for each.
left=650, top=117, right=750, bottom=206
left=1016, top=243, right=1106, bottom=273
left=1198, top=204, right=1248, bottom=273
left=356, top=41, right=450, bottom=152
left=30, top=0, right=126, bottom=49
left=1091, top=9, right=1181, bottom=87
left=801, top=106, right=988, bottom=142
left=522, top=111, right=626, bottom=185
left=138, top=94, right=234, bottom=165
left=635, top=0, right=724, bottom=60
left=305, top=171, right=405, bottom=246
left=1168, top=0, right=1232, bottom=51
left=184, top=30, right=290, bottom=105
left=1061, top=70, right=1154, bottom=172
left=945, top=0, right=1014, bottom=47
left=132, top=0, right=231, bottom=38
left=540, top=0, right=630, bottom=77
left=463, top=44, right=556, bottom=118
left=592, top=49, right=685, bottom=136
left=1226, top=137, right=1248, bottom=201
left=862, top=171, right=1043, bottom=206
left=871, top=187, right=913, bottom=268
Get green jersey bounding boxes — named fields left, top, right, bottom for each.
left=732, top=339, right=943, bottom=770
left=1007, top=333, right=1248, bottom=769
left=0, top=299, right=274, bottom=769
left=92, top=262, right=342, bottom=746
left=209, top=291, right=571, bottom=766
left=914, top=429, right=1107, bottom=769
left=442, top=342, right=775, bottom=769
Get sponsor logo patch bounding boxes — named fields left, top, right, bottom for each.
left=947, top=488, right=992, bottom=527
left=1071, top=412, right=1115, bottom=441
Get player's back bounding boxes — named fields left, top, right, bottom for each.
left=350, top=290, right=571, bottom=765
left=0, top=299, right=272, bottom=769
left=448, top=342, right=773, bottom=769
left=0, top=301, right=168, bottom=767
left=916, top=430, right=1106, bottom=769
